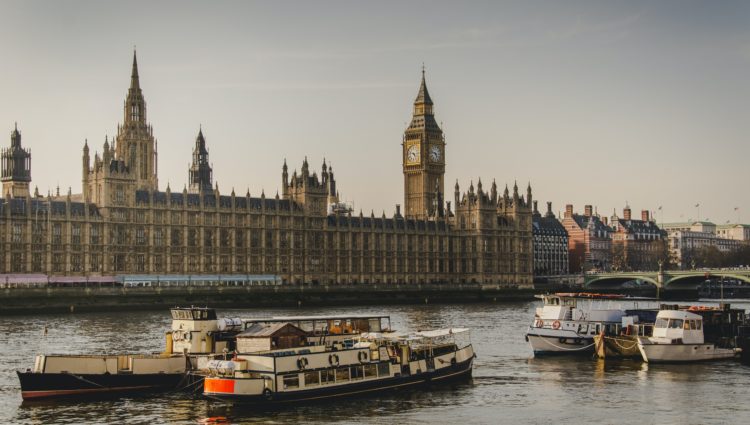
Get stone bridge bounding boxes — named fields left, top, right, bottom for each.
left=584, top=269, right=750, bottom=289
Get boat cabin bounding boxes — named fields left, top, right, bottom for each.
left=652, top=310, right=704, bottom=344
left=168, top=307, right=241, bottom=355
left=236, top=323, right=308, bottom=353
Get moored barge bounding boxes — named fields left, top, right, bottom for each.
left=202, top=328, right=475, bottom=404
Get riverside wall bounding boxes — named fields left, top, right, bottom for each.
left=0, top=283, right=537, bottom=315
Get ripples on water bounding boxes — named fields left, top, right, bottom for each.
left=2, top=301, right=750, bottom=424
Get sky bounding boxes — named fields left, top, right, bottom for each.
left=1, top=1, right=748, bottom=224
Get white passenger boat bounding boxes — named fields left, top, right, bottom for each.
left=637, top=309, right=740, bottom=363
left=202, top=327, right=475, bottom=404
left=525, top=293, right=656, bottom=356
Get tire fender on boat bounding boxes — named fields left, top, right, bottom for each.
left=358, top=351, right=368, bottom=363
left=329, top=353, right=339, bottom=366
left=535, top=320, right=544, bottom=328
left=297, top=357, right=308, bottom=370
left=263, top=388, right=273, bottom=401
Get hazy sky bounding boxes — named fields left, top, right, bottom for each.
left=1, top=1, right=748, bottom=224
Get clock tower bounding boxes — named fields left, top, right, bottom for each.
left=403, top=69, right=445, bottom=219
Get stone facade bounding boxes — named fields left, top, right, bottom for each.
left=0, top=53, right=533, bottom=287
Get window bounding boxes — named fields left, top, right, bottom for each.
left=335, top=368, right=349, bottom=383
left=377, top=362, right=390, bottom=377
left=668, top=319, right=684, bottom=329
left=364, top=364, right=377, bottom=378
left=350, top=366, right=364, bottom=380
left=283, top=374, right=299, bottom=389
left=304, top=371, right=320, bottom=387
left=321, top=369, right=335, bottom=385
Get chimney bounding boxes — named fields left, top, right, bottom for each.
left=623, top=207, right=632, bottom=221
left=546, top=201, right=552, bottom=215
left=642, top=210, right=650, bottom=222
left=533, top=200, right=538, bottom=214
left=584, top=205, right=593, bottom=217
left=565, top=204, right=573, bottom=218
left=395, top=204, right=401, bottom=217
left=602, top=216, right=608, bottom=226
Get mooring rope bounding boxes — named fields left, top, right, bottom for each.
left=536, top=336, right=595, bottom=351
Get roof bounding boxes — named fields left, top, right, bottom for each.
left=615, top=219, right=663, bottom=235
left=237, top=322, right=304, bottom=338
left=533, top=214, right=567, bottom=237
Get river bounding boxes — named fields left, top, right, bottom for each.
left=2, top=300, right=749, bottom=424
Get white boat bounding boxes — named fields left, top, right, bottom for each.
left=525, top=293, right=656, bottom=356
left=637, top=309, right=740, bottom=363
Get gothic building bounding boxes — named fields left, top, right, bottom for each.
left=0, top=52, right=533, bottom=287
left=532, top=201, right=569, bottom=277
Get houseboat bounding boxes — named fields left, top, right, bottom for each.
left=202, top=326, right=475, bottom=404
left=637, top=307, right=741, bottom=363
left=18, top=307, right=397, bottom=400
left=525, top=293, right=657, bottom=356
left=17, top=306, right=243, bottom=400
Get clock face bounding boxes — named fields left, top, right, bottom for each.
left=429, top=145, right=441, bottom=162
left=406, top=145, right=420, bottom=164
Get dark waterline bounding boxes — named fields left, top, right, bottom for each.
left=2, top=301, right=749, bottom=424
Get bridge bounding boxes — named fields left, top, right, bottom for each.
left=584, top=269, right=750, bottom=289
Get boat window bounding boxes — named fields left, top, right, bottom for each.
left=350, top=366, right=364, bottom=380
left=684, top=321, right=691, bottom=330
left=364, top=364, right=377, bottom=378
left=378, top=362, right=390, bottom=377
left=696, top=320, right=702, bottom=330
left=668, top=319, right=684, bottom=329
left=655, top=318, right=669, bottom=328
left=690, top=320, right=696, bottom=330
left=283, top=374, right=299, bottom=389
left=304, top=371, right=320, bottom=387
left=336, top=367, right=349, bottom=382
left=321, top=369, right=335, bottom=385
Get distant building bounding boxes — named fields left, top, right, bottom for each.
left=662, top=222, right=745, bottom=269
left=531, top=201, right=569, bottom=277
left=716, top=224, right=750, bottom=242
left=0, top=52, right=533, bottom=287
left=560, top=204, right=612, bottom=273
left=609, top=207, right=665, bottom=271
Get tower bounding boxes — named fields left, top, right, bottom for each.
left=188, top=128, right=213, bottom=193
left=1, top=123, right=31, bottom=198
left=115, top=50, right=158, bottom=191
left=402, top=68, right=445, bottom=219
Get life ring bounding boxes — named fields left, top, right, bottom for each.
left=297, top=357, right=308, bottom=370
left=535, top=320, right=544, bottom=328
left=263, top=388, right=273, bottom=401
left=329, top=353, right=339, bottom=366
left=552, top=320, right=561, bottom=330
left=358, top=351, right=368, bottom=363
left=184, top=331, right=192, bottom=341
left=172, top=331, right=181, bottom=341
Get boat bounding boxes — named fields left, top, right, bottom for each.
left=593, top=309, right=657, bottom=359
left=525, top=293, right=657, bottom=356
left=18, top=307, right=398, bottom=400
left=17, top=306, right=244, bottom=401
left=201, top=327, right=474, bottom=404
left=637, top=307, right=741, bottom=363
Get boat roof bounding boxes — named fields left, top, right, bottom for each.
left=540, top=293, right=656, bottom=300
left=237, top=322, right=304, bottom=338
left=244, top=314, right=391, bottom=322
left=415, top=328, right=470, bottom=338
left=656, top=310, right=702, bottom=320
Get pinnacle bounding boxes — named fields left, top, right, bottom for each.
left=130, top=49, right=140, bottom=88
left=414, top=68, right=433, bottom=106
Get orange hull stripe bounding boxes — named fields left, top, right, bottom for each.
left=204, top=378, right=235, bottom=394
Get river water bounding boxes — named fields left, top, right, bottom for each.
left=2, top=300, right=749, bottom=424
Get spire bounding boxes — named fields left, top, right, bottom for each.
left=131, top=49, right=140, bottom=90
left=414, top=65, right=433, bottom=106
